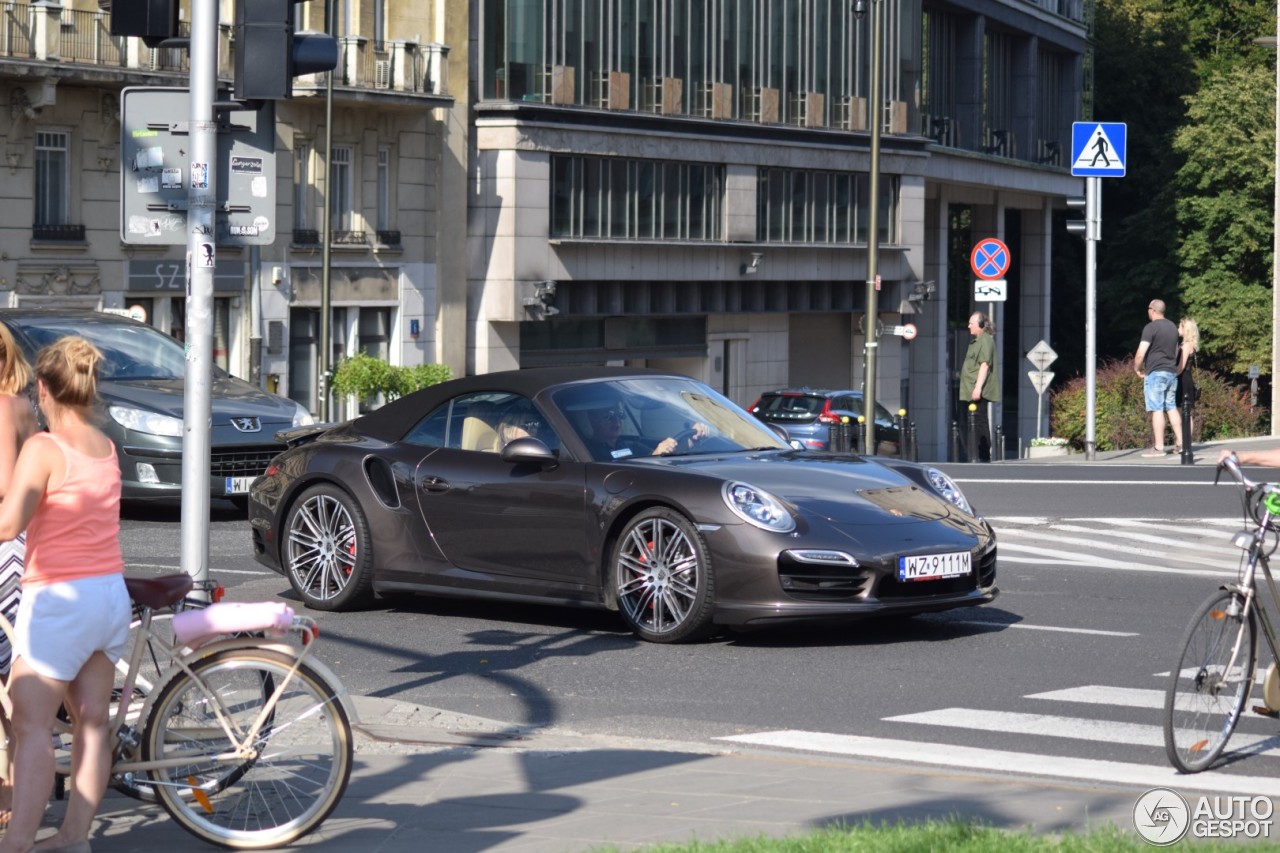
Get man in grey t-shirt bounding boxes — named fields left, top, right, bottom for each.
left=1134, top=299, right=1182, bottom=457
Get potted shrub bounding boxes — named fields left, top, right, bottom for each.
left=1027, top=436, right=1070, bottom=458
left=330, top=353, right=451, bottom=415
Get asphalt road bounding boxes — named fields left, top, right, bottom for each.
left=117, top=463, right=1279, bottom=790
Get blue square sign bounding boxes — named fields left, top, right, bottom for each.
left=1071, top=122, right=1126, bottom=177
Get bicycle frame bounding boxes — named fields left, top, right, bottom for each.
left=1212, top=458, right=1280, bottom=694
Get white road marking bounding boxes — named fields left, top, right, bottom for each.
left=948, top=621, right=1138, bottom=637
left=957, top=478, right=1215, bottom=485
left=127, top=563, right=268, bottom=576
left=885, top=708, right=1280, bottom=754
left=1027, top=685, right=1166, bottom=708
left=718, top=730, right=1280, bottom=797
left=996, top=543, right=1237, bottom=578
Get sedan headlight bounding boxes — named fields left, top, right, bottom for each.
left=722, top=481, right=796, bottom=533
left=925, top=467, right=974, bottom=515
left=108, top=405, right=183, bottom=437
left=292, top=403, right=315, bottom=427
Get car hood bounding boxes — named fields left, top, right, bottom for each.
left=659, top=451, right=965, bottom=525
left=101, top=377, right=300, bottom=423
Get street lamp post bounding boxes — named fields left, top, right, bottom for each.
left=855, top=0, right=883, bottom=454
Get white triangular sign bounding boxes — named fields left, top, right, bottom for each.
left=1072, top=125, right=1119, bottom=172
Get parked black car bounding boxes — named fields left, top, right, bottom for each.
left=0, top=310, right=314, bottom=503
left=748, top=388, right=901, bottom=454
left=248, top=367, right=995, bottom=643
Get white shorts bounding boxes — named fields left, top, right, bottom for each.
left=15, top=574, right=131, bottom=681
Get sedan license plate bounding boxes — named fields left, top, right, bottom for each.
left=898, top=551, right=971, bottom=582
left=225, top=476, right=254, bottom=495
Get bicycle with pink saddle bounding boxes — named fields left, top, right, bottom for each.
left=0, top=573, right=355, bottom=849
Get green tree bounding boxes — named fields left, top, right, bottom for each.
left=1173, top=62, right=1275, bottom=376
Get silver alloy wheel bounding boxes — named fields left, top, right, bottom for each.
left=616, top=515, right=701, bottom=636
left=287, top=493, right=357, bottom=602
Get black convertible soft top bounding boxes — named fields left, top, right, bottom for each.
left=353, top=365, right=665, bottom=443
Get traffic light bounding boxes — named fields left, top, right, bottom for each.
left=1064, top=194, right=1100, bottom=241
left=105, top=0, right=178, bottom=48
left=234, top=0, right=339, bottom=101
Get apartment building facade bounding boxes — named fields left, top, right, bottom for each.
left=1, top=0, right=1089, bottom=459
left=469, top=0, right=1089, bottom=458
left=0, top=0, right=455, bottom=416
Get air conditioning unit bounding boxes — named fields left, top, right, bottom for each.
left=374, top=59, right=392, bottom=90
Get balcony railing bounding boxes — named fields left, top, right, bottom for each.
left=293, top=229, right=375, bottom=246
left=33, top=223, right=85, bottom=241
left=0, top=2, right=446, bottom=97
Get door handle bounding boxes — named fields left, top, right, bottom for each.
left=419, top=476, right=449, bottom=493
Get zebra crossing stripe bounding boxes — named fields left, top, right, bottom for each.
left=885, top=708, right=1280, bottom=755
left=718, top=730, right=1280, bottom=797
left=995, top=542, right=1238, bottom=577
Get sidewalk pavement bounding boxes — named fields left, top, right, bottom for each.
left=38, top=694, right=1227, bottom=852
left=1004, top=434, right=1280, bottom=465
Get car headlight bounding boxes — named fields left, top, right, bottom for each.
left=292, top=403, right=315, bottom=427
left=108, top=405, right=183, bottom=437
left=925, top=467, right=974, bottom=515
left=722, top=481, right=796, bottom=533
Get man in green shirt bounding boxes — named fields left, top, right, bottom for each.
left=960, top=311, right=1000, bottom=462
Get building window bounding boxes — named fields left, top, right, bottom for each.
left=376, top=147, right=391, bottom=231
left=294, top=141, right=312, bottom=235
left=329, top=146, right=353, bottom=232
left=551, top=154, right=723, bottom=241
left=35, top=131, right=70, bottom=227
left=756, top=167, right=898, bottom=245
left=479, top=0, right=898, bottom=127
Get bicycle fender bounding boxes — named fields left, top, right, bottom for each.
left=153, top=638, right=362, bottom=726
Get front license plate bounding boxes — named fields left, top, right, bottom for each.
left=225, top=476, right=254, bottom=495
left=898, top=551, right=971, bottom=582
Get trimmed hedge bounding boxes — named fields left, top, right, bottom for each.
left=1049, top=358, right=1266, bottom=451
left=330, top=353, right=451, bottom=404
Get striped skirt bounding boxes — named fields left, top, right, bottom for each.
left=0, top=532, right=24, bottom=675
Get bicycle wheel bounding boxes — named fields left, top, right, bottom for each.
left=142, top=648, right=352, bottom=849
left=1164, top=589, right=1257, bottom=773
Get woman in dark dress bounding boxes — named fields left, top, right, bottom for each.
left=1174, top=317, right=1199, bottom=452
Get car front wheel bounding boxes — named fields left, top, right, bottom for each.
left=612, top=508, right=715, bottom=643
left=284, top=484, right=375, bottom=611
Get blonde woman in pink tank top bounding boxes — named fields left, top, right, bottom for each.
left=0, top=337, right=127, bottom=853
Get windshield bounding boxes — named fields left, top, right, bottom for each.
left=9, top=317, right=188, bottom=381
left=554, top=376, right=789, bottom=461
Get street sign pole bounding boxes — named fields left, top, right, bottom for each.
left=1084, top=176, right=1100, bottom=461
left=181, top=0, right=217, bottom=590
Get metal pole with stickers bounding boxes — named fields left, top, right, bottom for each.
left=181, top=0, right=218, bottom=588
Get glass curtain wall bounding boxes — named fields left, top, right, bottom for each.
left=480, top=0, right=902, bottom=127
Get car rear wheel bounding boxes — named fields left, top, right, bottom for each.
left=284, top=484, right=375, bottom=611
left=612, top=508, right=715, bottom=643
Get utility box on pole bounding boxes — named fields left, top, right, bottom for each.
left=120, top=87, right=277, bottom=246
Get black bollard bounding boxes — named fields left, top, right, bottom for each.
left=966, top=404, right=979, bottom=463
left=950, top=420, right=960, bottom=462
left=908, top=420, right=918, bottom=462
left=1180, top=397, right=1194, bottom=465
left=994, top=425, right=1004, bottom=463
left=894, top=410, right=906, bottom=458
left=828, top=422, right=843, bottom=452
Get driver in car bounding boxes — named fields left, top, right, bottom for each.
left=582, top=392, right=709, bottom=461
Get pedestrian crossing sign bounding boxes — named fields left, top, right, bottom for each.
left=1071, top=122, right=1126, bottom=177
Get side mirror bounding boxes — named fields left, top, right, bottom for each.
left=500, top=436, right=558, bottom=466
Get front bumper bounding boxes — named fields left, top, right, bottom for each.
left=118, top=442, right=283, bottom=501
